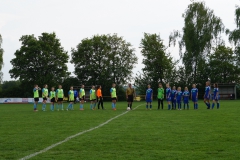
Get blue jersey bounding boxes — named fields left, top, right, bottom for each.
left=166, top=88, right=171, bottom=98
left=146, top=88, right=153, bottom=99
left=183, top=91, right=189, bottom=100
left=213, top=88, right=219, bottom=98
left=74, top=90, right=78, bottom=97
left=176, top=91, right=182, bottom=101
left=205, top=86, right=210, bottom=96
left=171, top=90, right=177, bottom=99
left=191, top=88, right=198, bottom=98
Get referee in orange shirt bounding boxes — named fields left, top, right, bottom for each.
left=126, top=83, right=136, bottom=110
left=97, top=85, right=105, bottom=110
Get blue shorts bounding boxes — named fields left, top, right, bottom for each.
left=192, top=98, right=198, bottom=103
left=184, top=100, right=189, bottom=104
left=213, top=96, right=219, bottom=101
left=204, top=95, right=210, bottom=100
left=146, top=98, right=152, bottom=103
left=166, top=97, right=171, bottom=102
left=177, top=100, right=181, bottom=104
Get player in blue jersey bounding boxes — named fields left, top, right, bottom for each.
left=176, top=87, right=182, bottom=110
left=204, top=81, right=211, bottom=109
left=183, top=87, right=190, bottom=110
left=166, top=83, right=171, bottom=110
left=145, top=84, right=153, bottom=110
left=191, top=84, right=198, bottom=110
left=212, top=83, right=220, bottom=109
left=171, top=86, right=177, bottom=110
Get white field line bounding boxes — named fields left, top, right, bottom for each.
left=19, top=103, right=144, bottom=160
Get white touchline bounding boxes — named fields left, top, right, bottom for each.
left=19, top=103, right=144, bottom=160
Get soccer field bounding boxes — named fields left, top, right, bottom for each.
left=0, top=101, right=240, bottom=160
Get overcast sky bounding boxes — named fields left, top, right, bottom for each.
left=0, top=0, right=239, bottom=81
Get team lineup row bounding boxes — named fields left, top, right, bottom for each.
left=32, top=81, right=219, bottom=111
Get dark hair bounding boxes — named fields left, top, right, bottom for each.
left=215, top=83, right=218, bottom=88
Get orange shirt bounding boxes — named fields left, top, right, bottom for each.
left=97, top=89, right=102, bottom=97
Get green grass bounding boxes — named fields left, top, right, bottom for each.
left=0, top=100, right=240, bottom=160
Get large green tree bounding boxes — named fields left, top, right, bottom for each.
left=169, top=1, right=224, bottom=84
left=9, top=32, right=69, bottom=93
left=135, top=33, right=176, bottom=95
left=71, top=34, right=137, bottom=99
left=208, top=45, right=240, bottom=83
left=0, top=34, right=4, bottom=82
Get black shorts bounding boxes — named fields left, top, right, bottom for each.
left=51, top=98, right=55, bottom=102
left=80, top=96, right=85, bottom=101
left=58, top=98, right=63, bottom=102
left=34, top=98, right=39, bottom=102
left=90, top=99, right=96, bottom=101
left=127, top=95, right=133, bottom=102
left=43, top=97, right=47, bottom=101
left=111, top=97, right=117, bottom=101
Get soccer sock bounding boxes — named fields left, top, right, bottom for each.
left=90, top=104, right=93, bottom=109
left=114, top=103, right=116, bottom=108
left=34, top=103, right=36, bottom=110
left=168, top=104, right=171, bottom=110
left=196, top=103, right=198, bottom=109
left=112, top=103, right=114, bottom=109
left=42, top=104, right=44, bottom=110
left=146, top=105, right=148, bottom=109
left=180, top=103, right=182, bottom=109
left=187, top=104, right=189, bottom=109
left=61, top=104, right=63, bottom=110
left=217, top=103, right=220, bottom=109
left=71, top=104, right=73, bottom=109
left=212, top=103, right=215, bottom=109
left=80, top=104, right=83, bottom=109
left=130, top=104, right=132, bottom=108
left=150, top=105, right=152, bottom=109
left=128, top=104, right=129, bottom=107
left=94, top=103, right=96, bottom=108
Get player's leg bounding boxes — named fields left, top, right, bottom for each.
left=160, top=99, right=164, bottom=109
left=212, top=99, right=215, bottom=109
left=94, top=100, right=96, bottom=109
left=217, top=99, right=220, bottom=109
left=168, top=99, right=171, bottom=110
left=158, top=99, right=160, bottom=109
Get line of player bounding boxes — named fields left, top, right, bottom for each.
left=32, top=83, right=119, bottom=111
left=145, top=81, right=220, bottom=110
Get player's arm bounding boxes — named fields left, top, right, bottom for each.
left=110, top=88, right=112, bottom=98
left=79, top=90, right=81, bottom=98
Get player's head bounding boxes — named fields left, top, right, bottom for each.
left=192, top=84, right=196, bottom=88
left=177, top=87, right=181, bottom=91
left=128, top=83, right=132, bottom=88
left=70, top=86, right=73, bottom=90
left=92, top=85, right=95, bottom=89
left=112, top=83, right=116, bottom=88
left=172, top=86, right=176, bottom=90
left=147, top=84, right=151, bottom=88
left=98, top=85, right=102, bottom=89
left=166, top=83, right=169, bottom=87
left=81, top=84, right=84, bottom=88
left=51, top=87, right=54, bottom=91
left=44, top=84, right=48, bottom=88
left=34, top=84, right=38, bottom=88
left=206, top=81, right=210, bottom=86
left=159, top=83, right=162, bottom=87
left=58, top=85, right=62, bottom=89
left=185, top=87, right=188, bottom=91
left=214, top=83, right=218, bottom=88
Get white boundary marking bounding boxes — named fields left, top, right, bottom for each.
left=19, top=103, right=144, bottom=160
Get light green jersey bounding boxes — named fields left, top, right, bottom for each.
left=50, top=91, right=56, bottom=99
left=110, top=88, right=116, bottom=98
left=90, top=89, right=96, bottom=100
left=57, top=89, right=64, bottom=98
left=69, top=90, right=74, bottom=101
left=80, top=88, right=85, bottom=98
left=157, top=88, right=164, bottom=99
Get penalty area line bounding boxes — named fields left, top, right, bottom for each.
left=19, top=103, right=144, bottom=160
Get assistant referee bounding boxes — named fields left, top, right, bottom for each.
left=126, top=83, right=136, bottom=110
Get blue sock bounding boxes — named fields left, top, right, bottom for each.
left=168, top=104, right=171, bottom=110
left=90, top=104, right=93, bottom=109
left=61, top=104, right=63, bottom=109
left=212, top=103, right=215, bottom=109
left=194, top=104, right=196, bottom=109
left=114, top=103, right=116, bottom=108
left=217, top=103, right=220, bottom=109
left=42, top=104, right=44, bottom=110
left=150, top=105, right=152, bottom=109
left=80, top=104, right=83, bottom=109
left=112, top=103, right=114, bottom=109
left=196, top=103, right=198, bottom=109
left=33, top=103, right=36, bottom=109
left=71, top=104, right=73, bottom=109
left=146, top=105, right=148, bottom=109
left=94, top=103, right=96, bottom=108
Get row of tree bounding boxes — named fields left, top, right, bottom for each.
left=0, top=1, right=240, bottom=98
